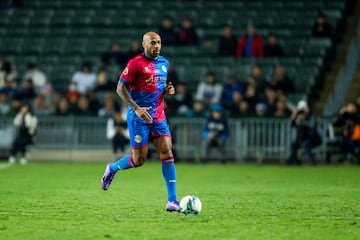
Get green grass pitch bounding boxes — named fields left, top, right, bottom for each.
left=0, top=162, right=359, bottom=240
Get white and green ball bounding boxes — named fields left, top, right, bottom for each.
left=180, top=195, right=202, bottom=215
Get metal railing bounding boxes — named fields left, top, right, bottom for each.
left=0, top=116, right=333, bottom=162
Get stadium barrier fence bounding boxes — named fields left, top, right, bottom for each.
left=0, top=116, right=333, bottom=163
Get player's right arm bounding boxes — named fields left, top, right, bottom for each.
left=116, top=81, right=152, bottom=122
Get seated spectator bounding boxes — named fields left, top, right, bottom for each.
left=221, top=75, right=245, bottom=110
left=186, top=100, right=208, bottom=118
left=333, top=103, right=360, bottom=163
left=255, top=102, right=268, bottom=117
left=286, top=100, right=321, bottom=166
left=263, top=86, right=278, bottom=115
left=16, top=79, right=37, bottom=100
left=201, top=104, right=229, bottom=164
left=126, top=40, right=142, bottom=60
left=55, top=96, right=71, bottom=116
left=7, top=98, right=22, bottom=117
left=98, top=97, right=118, bottom=118
left=178, top=16, right=198, bottom=46
left=70, top=63, right=97, bottom=94
left=195, top=71, right=223, bottom=108
left=66, top=82, right=81, bottom=113
left=100, top=43, right=127, bottom=67
left=236, top=23, right=263, bottom=58
left=106, top=111, right=130, bottom=160
left=0, top=58, right=17, bottom=88
left=158, top=16, right=178, bottom=46
left=0, top=78, right=17, bottom=97
left=85, top=90, right=101, bottom=115
left=233, top=100, right=251, bottom=117
left=244, top=77, right=260, bottom=110
left=264, top=34, right=284, bottom=57
left=217, top=24, right=238, bottom=57
left=270, top=64, right=294, bottom=96
left=74, top=95, right=93, bottom=116
left=312, top=13, right=333, bottom=38
left=273, top=97, right=291, bottom=118
left=22, top=63, right=47, bottom=94
left=166, top=82, right=193, bottom=117
left=249, top=64, right=267, bottom=93
left=0, top=91, right=10, bottom=115
left=95, top=68, right=115, bottom=92
left=33, top=94, right=52, bottom=116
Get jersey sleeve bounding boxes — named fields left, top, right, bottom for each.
left=119, top=59, right=137, bottom=85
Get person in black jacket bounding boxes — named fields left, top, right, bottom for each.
left=8, top=103, right=38, bottom=164
left=217, top=24, right=238, bottom=57
left=106, top=111, right=129, bottom=160
left=286, top=100, right=321, bottom=166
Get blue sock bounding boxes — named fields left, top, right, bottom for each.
left=162, top=157, right=177, bottom=202
left=110, top=155, right=134, bottom=173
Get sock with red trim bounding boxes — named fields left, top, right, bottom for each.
left=162, top=157, right=177, bottom=201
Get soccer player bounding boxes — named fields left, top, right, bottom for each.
left=100, top=32, right=180, bottom=212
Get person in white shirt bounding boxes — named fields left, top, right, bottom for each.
left=22, top=63, right=47, bottom=94
left=195, top=71, right=223, bottom=108
left=71, top=63, right=97, bottom=94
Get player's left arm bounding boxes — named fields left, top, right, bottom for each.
left=164, top=82, right=175, bottom=95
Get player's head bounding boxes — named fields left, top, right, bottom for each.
left=142, top=32, right=161, bottom=59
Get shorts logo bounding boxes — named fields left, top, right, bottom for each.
left=122, top=67, right=129, bottom=75
left=134, top=135, right=142, bottom=143
left=162, top=65, right=167, bottom=73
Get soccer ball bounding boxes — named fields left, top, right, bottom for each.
left=180, top=195, right=202, bottom=215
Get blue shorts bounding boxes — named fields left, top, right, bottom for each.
left=127, top=118, right=171, bottom=149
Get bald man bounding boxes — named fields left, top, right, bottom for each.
left=101, top=32, right=180, bottom=212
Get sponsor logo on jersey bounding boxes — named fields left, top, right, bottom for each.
left=122, top=67, right=129, bottom=75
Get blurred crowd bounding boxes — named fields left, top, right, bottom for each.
left=0, top=13, right=334, bottom=119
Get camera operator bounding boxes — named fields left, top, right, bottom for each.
left=286, top=100, right=321, bottom=166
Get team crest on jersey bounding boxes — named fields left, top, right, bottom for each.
left=162, top=65, right=167, bottom=73
left=144, top=67, right=150, bottom=73
left=122, top=67, right=129, bottom=75
left=134, top=135, right=142, bottom=143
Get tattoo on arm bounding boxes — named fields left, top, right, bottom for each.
left=117, top=82, right=138, bottom=110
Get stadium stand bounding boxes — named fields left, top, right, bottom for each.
left=0, top=0, right=347, bottom=105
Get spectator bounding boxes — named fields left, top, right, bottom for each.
left=33, top=94, right=52, bottom=116
left=8, top=103, right=38, bottom=165
left=233, top=100, right=251, bottom=117
left=312, top=13, right=333, bottom=38
left=201, top=104, right=229, bottom=164
left=273, top=98, right=291, bottom=118
left=217, top=24, right=238, bottom=57
left=195, top=71, right=223, bottom=107
left=16, top=79, right=37, bottom=100
left=85, top=90, right=101, bottom=115
left=70, top=63, right=97, bottom=94
left=74, top=95, right=93, bottom=116
left=221, top=75, right=245, bottom=110
left=55, top=96, right=71, bottom=116
left=100, top=43, right=127, bottom=67
left=126, top=39, right=142, bottom=60
left=333, top=103, right=360, bottom=163
left=270, top=64, right=294, bottom=96
left=255, top=102, right=268, bottom=117
left=249, top=64, right=267, bottom=93
left=244, top=77, right=259, bottom=110
left=166, top=82, right=193, bottom=117
left=0, top=91, right=10, bottom=115
left=186, top=100, right=208, bottom=118
left=263, top=86, right=277, bottom=115
left=7, top=98, right=22, bottom=117
left=22, top=63, right=47, bottom=94
left=0, top=58, right=17, bottom=87
left=178, top=16, right=198, bottom=46
left=264, top=34, right=284, bottom=57
left=286, top=100, right=321, bottom=166
left=95, top=68, right=114, bottom=92
left=98, top=97, right=117, bottom=118
left=106, top=111, right=130, bottom=160
left=158, top=16, right=178, bottom=46
left=236, top=23, right=263, bottom=58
